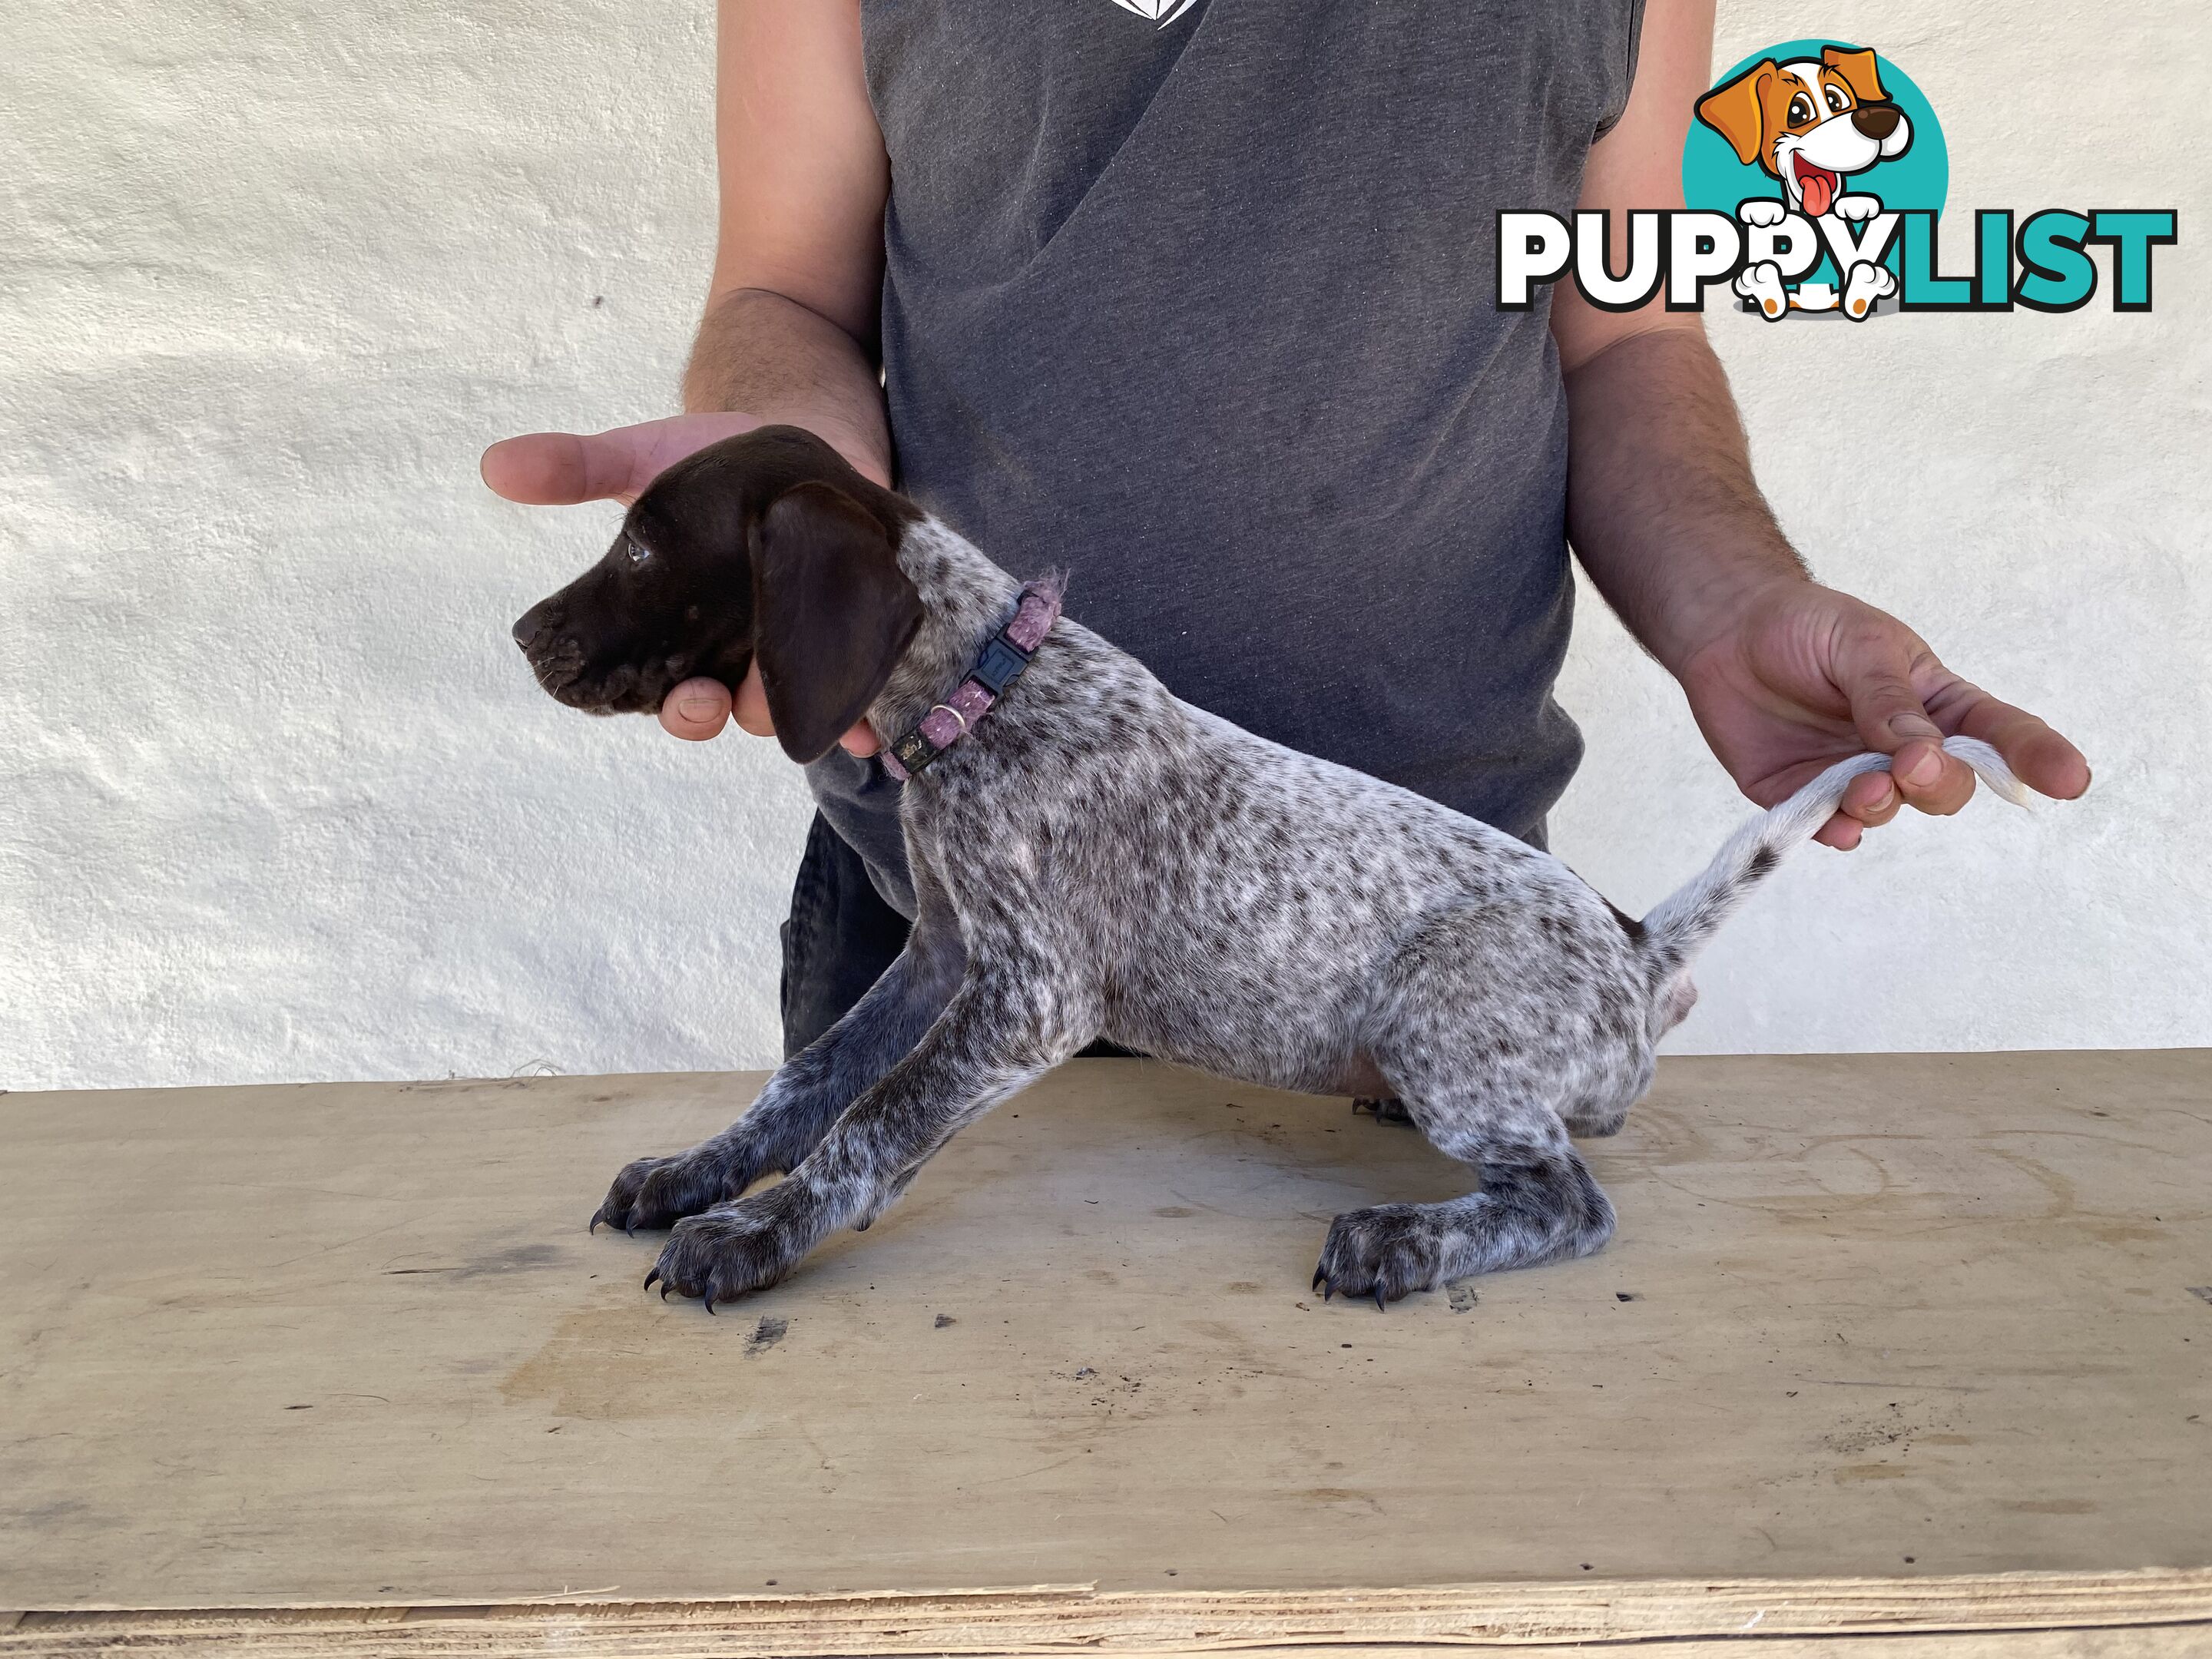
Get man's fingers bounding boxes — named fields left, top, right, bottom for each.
left=731, top=663, right=774, bottom=737
left=1839, top=768, right=1902, bottom=827
left=715, top=667, right=876, bottom=753
left=1843, top=646, right=1948, bottom=757
left=660, top=677, right=733, bottom=741
left=1813, top=813, right=1863, bottom=851
left=1935, top=687, right=2093, bottom=803
left=1838, top=634, right=1979, bottom=816
left=1890, top=738, right=1976, bottom=816
left=1814, top=770, right=1899, bottom=850
left=480, top=431, right=644, bottom=506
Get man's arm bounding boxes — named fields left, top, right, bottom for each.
left=1554, top=0, right=2088, bottom=846
left=680, top=0, right=889, bottom=478
left=482, top=0, right=888, bottom=743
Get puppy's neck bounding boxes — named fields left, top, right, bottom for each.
left=868, top=516, right=1031, bottom=746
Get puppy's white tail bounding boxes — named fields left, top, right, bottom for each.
left=1637, top=737, right=2028, bottom=976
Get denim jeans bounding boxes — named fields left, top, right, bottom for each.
left=777, top=750, right=915, bottom=1058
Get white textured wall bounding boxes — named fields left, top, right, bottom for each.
left=2, top=1, right=2205, bottom=1091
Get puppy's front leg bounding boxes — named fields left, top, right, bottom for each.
left=643, top=967, right=1090, bottom=1309
left=593, top=919, right=964, bottom=1233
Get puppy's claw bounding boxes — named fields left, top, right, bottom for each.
left=1374, top=1285, right=1389, bottom=1313
left=660, top=1283, right=671, bottom=1300
left=642, top=1267, right=661, bottom=1292
left=1323, top=1279, right=1335, bottom=1303
left=701, top=1284, right=719, bottom=1314
left=1312, top=1267, right=1327, bottom=1293
left=588, top=1208, right=604, bottom=1234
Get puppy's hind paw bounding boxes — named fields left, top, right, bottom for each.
left=1313, top=1204, right=1448, bottom=1309
left=592, top=1135, right=763, bottom=1234
left=1351, top=1096, right=1416, bottom=1128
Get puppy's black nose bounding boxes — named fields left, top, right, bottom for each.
left=512, top=598, right=558, bottom=651
left=1851, top=102, right=1901, bottom=141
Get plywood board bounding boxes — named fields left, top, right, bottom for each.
left=6, top=1588, right=2212, bottom=1656
left=2, top=1052, right=2208, bottom=1634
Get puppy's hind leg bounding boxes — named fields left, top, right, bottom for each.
left=1313, top=1123, right=1614, bottom=1308
left=1315, top=907, right=1623, bottom=1306
left=594, top=884, right=965, bottom=1233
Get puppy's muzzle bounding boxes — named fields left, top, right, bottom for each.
left=511, top=599, right=594, bottom=707
left=512, top=596, right=560, bottom=654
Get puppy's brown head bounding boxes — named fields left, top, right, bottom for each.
left=512, top=426, right=924, bottom=763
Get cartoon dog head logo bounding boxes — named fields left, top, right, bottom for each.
left=1695, top=47, right=1913, bottom=220
left=1683, top=43, right=1939, bottom=320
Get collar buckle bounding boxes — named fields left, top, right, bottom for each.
left=879, top=580, right=1060, bottom=782
left=969, top=635, right=1031, bottom=697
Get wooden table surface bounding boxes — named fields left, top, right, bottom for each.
left=2, top=1051, right=2208, bottom=1654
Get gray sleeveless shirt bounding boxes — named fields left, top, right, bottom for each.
left=859, top=2, right=1644, bottom=844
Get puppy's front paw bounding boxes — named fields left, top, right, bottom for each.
left=644, top=1184, right=823, bottom=1311
left=1737, top=197, right=1787, bottom=227
left=591, top=1134, right=763, bottom=1233
left=1313, top=1204, right=1446, bottom=1310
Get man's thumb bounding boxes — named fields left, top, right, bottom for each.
left=1844, top=639, right=1945, bottom=757
left=481, top=432, right=637, bottom=506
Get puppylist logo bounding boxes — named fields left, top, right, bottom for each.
left=1498, top=41, right=2176, bottom=319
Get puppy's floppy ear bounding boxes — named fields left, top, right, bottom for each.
left=1695, top=59, right=1778, bottom=168
left=1821, top=45, right=1886, bottom=105
left=751, top=480, right=925, bottom=765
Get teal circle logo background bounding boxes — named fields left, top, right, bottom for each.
left=1681, top=41, right=1949, bottom=283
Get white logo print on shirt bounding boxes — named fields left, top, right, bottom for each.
left=1106, top=0, right=1200, bottom=25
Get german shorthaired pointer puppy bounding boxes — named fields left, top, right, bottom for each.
left=512, top=427, right=2027, bottom=1310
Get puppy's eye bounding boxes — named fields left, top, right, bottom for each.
left=1824, top=84, right=1849, bottom=113
left=626, top=540, right=651, bottom=565
left=1788, top=94, right=1815, bottom=124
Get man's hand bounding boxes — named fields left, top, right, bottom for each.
left=1675, top=579, right=2091, bottom=849
left=482, top=411, right=882, bottom=753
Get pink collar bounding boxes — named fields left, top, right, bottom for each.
left=879, top=581, right=1061, bottom=781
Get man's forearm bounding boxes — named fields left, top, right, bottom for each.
left=1562, top=327, right=1809, bottom=673
left=682, top=286, right=892, bottom=485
